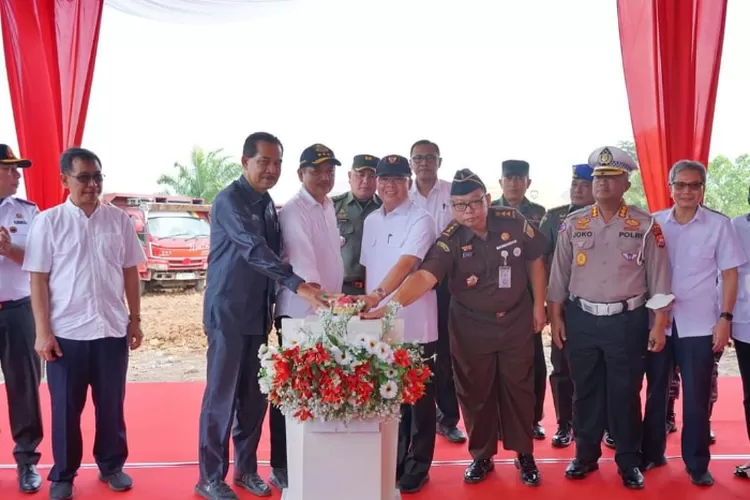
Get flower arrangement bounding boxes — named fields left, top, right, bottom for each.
left=258, top=297, right=432, bottom=424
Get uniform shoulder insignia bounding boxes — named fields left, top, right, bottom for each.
left=650, top=220, right=666, bottom=248
left=547, top=205, right=568, bottom=215
left=331, top=193, right=347, bottom=203
left=441, top=221, right=461, bottom=238
left=701, top=204, right=730, bottom=218
left=15, top=198, right=36, bottom=207
left=489, top=206, right=517, bottom=219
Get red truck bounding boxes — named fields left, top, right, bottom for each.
left=102, top=193, right=211, bottom=294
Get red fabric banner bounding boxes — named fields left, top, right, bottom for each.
left=617, top=0, right=727, bottom=212
left=1, top=0, right=103, bottom=209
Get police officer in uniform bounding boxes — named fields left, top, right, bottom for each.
left=332, top=154, right=381, bottom=296
left=538, top=163, right=595, bottom=448
left=492, top=159, right=548, bottom=440
left=365, top=169, right=548, bottom=486
left=0, top=144, right=43, bottom=493
left=547, top=146, right=673, bottom=489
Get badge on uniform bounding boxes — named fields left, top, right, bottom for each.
left=498, top=250, right=511, bottom=288
left=9, top=226, right=17, bottom=233
left=575, top=218, right=591, bottom=230
left=624, top=218, right=640, bottom=229
left=437, top=241, right=450, bottom=253
left=524, top=221, right=535, bottom=239
left=558, top=222, right=567, bottom=233
left=651, top=223, right=666, bottom=248
left=501, top=232, right=510, bottom=241
left=466, top=274, right=479, bottom=288
left=575, top=251, right=587, bottom=266
left=496, top=239, right=517, bottom=250
left=513, top=247, right=522, bottom=257
left=461, top=244, right=473, bottom=258
left=622, top=252, right=637, bottom=262
left=340, top=236, right=346, bottom=247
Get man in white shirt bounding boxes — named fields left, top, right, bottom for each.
left=23, top=148, right=147, bottom=500
left=0, top=144, right=43, bottom=493
left=641, top=160, right=746, bottom=486
left=731, top=184, right=750, bottom=480
left=408, top=140, right=465, bottom=445
left=359, top=155, right=438, bottom=494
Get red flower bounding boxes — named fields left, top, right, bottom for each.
left=393, top=349, right=410, bottom=367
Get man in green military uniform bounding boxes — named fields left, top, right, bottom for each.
left=538, top=163, right=595, bottom=449
left=492, top=159, right=548, bottom=440
left=332, top=154, right=382, bottom=296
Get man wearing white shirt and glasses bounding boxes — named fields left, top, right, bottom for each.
left=641, top=160, right=746, bottom=486
left=359, top=154, right=438, bottom=494
left=23, top=148, right=146, bottom=500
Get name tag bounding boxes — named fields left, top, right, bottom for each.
left=498, top=267, right=511, bottom=289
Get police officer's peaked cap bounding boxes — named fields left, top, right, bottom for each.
left=375, top=155, right=411, bottom=177
left=352, top=154, right=379, bottom=171
left=501, top=160, right=530, bottom=177
left=0, top=144, right=31, bottom=168
left=572, top=163, right=594, bottom=182
left=588, top=146, right=637, bottom=177
left=451, top=169, right=486, bottom=196
left=299, top=143, right=341, bottom=168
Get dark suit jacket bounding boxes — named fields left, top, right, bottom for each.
left=203, top=176, right=303, bottom=335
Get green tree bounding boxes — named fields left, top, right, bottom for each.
left=704, top=154, right=750, bottom=217
left=616, top=140, right=648, bottom=209
left=157, top=147, right=242, bottom=203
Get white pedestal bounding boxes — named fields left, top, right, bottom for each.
left=280, top=316, right=404, bottom=500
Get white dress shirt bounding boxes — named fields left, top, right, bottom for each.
left=655, top=206, right=747, bottom=338
left=409, top=178, right=453, bottom=234
left=730, top=213, right=750, bottom=343
left=0, top=196, right=37, bottom=301
left=276, top=187, right=344, bottom=318
left=22, top=198, right=146, bottom=341
left=360, top=199, right=438, bottom=344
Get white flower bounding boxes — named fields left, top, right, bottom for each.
left=331, top=347, right=353, bottom=366
left=258, top=344, right=269, bottom=359
left=379, top=380, right=398, bottom=400
left=385, top=368, right=398, bottom=379
left=364, top=338, right=379, bottom=354
left=356, top=334, right=370, bottom=349
left=259, top=377, right=272, bottom=394
left=374, top=342, right=393, bottom=363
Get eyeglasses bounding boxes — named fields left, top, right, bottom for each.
left=670, top=181, right=703, bottom=191
left=451, top=199, right=485, bottom=212
left=411, top=154, right=439, bottom=163
left=69, top=173, right=105, bottom=184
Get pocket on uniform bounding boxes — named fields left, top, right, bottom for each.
left=338, top=221, right=354, bottom=235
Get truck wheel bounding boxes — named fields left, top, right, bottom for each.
left=195, top=279, right=206, bottom=293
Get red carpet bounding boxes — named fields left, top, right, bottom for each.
left=0, top=378, right=747, bottom=498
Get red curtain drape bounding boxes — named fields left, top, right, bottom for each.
left=1, top=0, right=103, bottom=210
left=617, top=0, right=727, bottom=212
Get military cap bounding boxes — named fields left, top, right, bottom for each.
left=352, top=154, right=379, bottom=171
left=502, top=159, right=530, bottom=177
left=572, top=163, right=594, bottom=181
left=451, top=168, right=486, bottom=196
left=375, top=155, right=411, bottom=177
left=0, top=144, right=31, bottom=168
left=588, top=146, right=637, bottom=177
left=299, top=143, right=341, bottom=168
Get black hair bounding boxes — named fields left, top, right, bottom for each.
left=409, top=139, right=440, bottom=157
left=243, top=132, right=284, bottom=158
left=60, top=147, right=102, bottom=174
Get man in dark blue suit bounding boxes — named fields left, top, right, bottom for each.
left=195, top=132, right=329, bottom=500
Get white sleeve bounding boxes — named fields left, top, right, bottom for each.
left=21, top=215, right=53, bottom=273
left=122, top=212, right=147, bottom=268
left=360, top=216, right=372, bottom=268
left=279, top=201, right=321, bottom=284
left=402, top=212, right=437, bottom=260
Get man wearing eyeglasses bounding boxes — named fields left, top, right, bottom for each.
left=0, top=144, right=44, bottom=494
left=364, top=169, right=548, bottom=487
left=23, top=147, right=146, bottom=500
left=641, top=160, right=746, bottom=486
left=408, top=140, right=466, bottom=445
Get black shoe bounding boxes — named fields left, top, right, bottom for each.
left=734, top=463, right=750, bottom=479
left=565, top=459, right=599, bottom=480
left=98, top=471, right=133, bottom=492
left=687, top=468, right=714, bottom=486
left=514, top=454, right=541, bottom=486
left=196, top=479, right=239, bottom=500
left=619, top=467, right=644, bottom=489
left=464, top=459, right=494, bottom=484
left=437, top=424, right=467, bottom=443
left=709, top=427, right=716, bottom=444
left=233, top=473, right=271, bottom=496
left=18, top=464, right=41, bottom=493
left=641, top=456, right=667, bottom=472
left=269, top=467, right=288, bottom=490
left=602, top=430, right=616, bottom=449
left=49, top=481, right=74, bottom=500
left=532, top=422, right=545, bottom=440
left=398, top=474, right=429, bottom=493
left=551, top=423, right=573, bottom=448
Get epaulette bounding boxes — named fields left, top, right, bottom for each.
left=14, top=198, right=37, bottom=207
left=528, top=200, right=546, bottom=212
left=331, top=193, right=348, bottom=203
left=441, top=221, right=461, bottom=238
left=701, top=204, right=730, bottom=219
left=489, top=206, right=518, bottom=219
left=566, top=206, right=590, bottom=219
left=546, top=204, right=569, bottom=215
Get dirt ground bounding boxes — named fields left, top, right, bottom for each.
left=125, top=292, right=743, bottom=382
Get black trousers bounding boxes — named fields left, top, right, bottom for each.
left=47, top=336, right=129, bottom=482
left=736, top=338, right=750, bottom=441
left=565, top=301, right=648, bottom=470
left=198, top=328, right=284, bottom=483
left=643, top=323, right=714, bottom=472
left=532, top=333, right=547, bottom=423
left=549, top=340, right=573, bottom=426
left=0, top=299, right=43, bottom=466
left=397, top=342, right=437, bottom=480
left=435, top=279, right=460, bottom=428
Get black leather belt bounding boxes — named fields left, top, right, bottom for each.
left=344, top=280, right=365, bottom=289
left=0, top=296, right=31, bottom=311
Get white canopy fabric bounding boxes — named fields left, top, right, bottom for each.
left=104, top=0, right=295, bottom=24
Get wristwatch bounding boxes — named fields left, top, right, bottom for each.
left=719, top=312, right=733, bottom=322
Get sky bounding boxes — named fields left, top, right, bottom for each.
left=1, top=0, right=748, bottom=206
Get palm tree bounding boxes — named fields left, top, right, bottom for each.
left=157, top=147, right=242, bottom=203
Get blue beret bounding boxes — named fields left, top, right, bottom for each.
left=572, top=163, right=593, bottom=182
